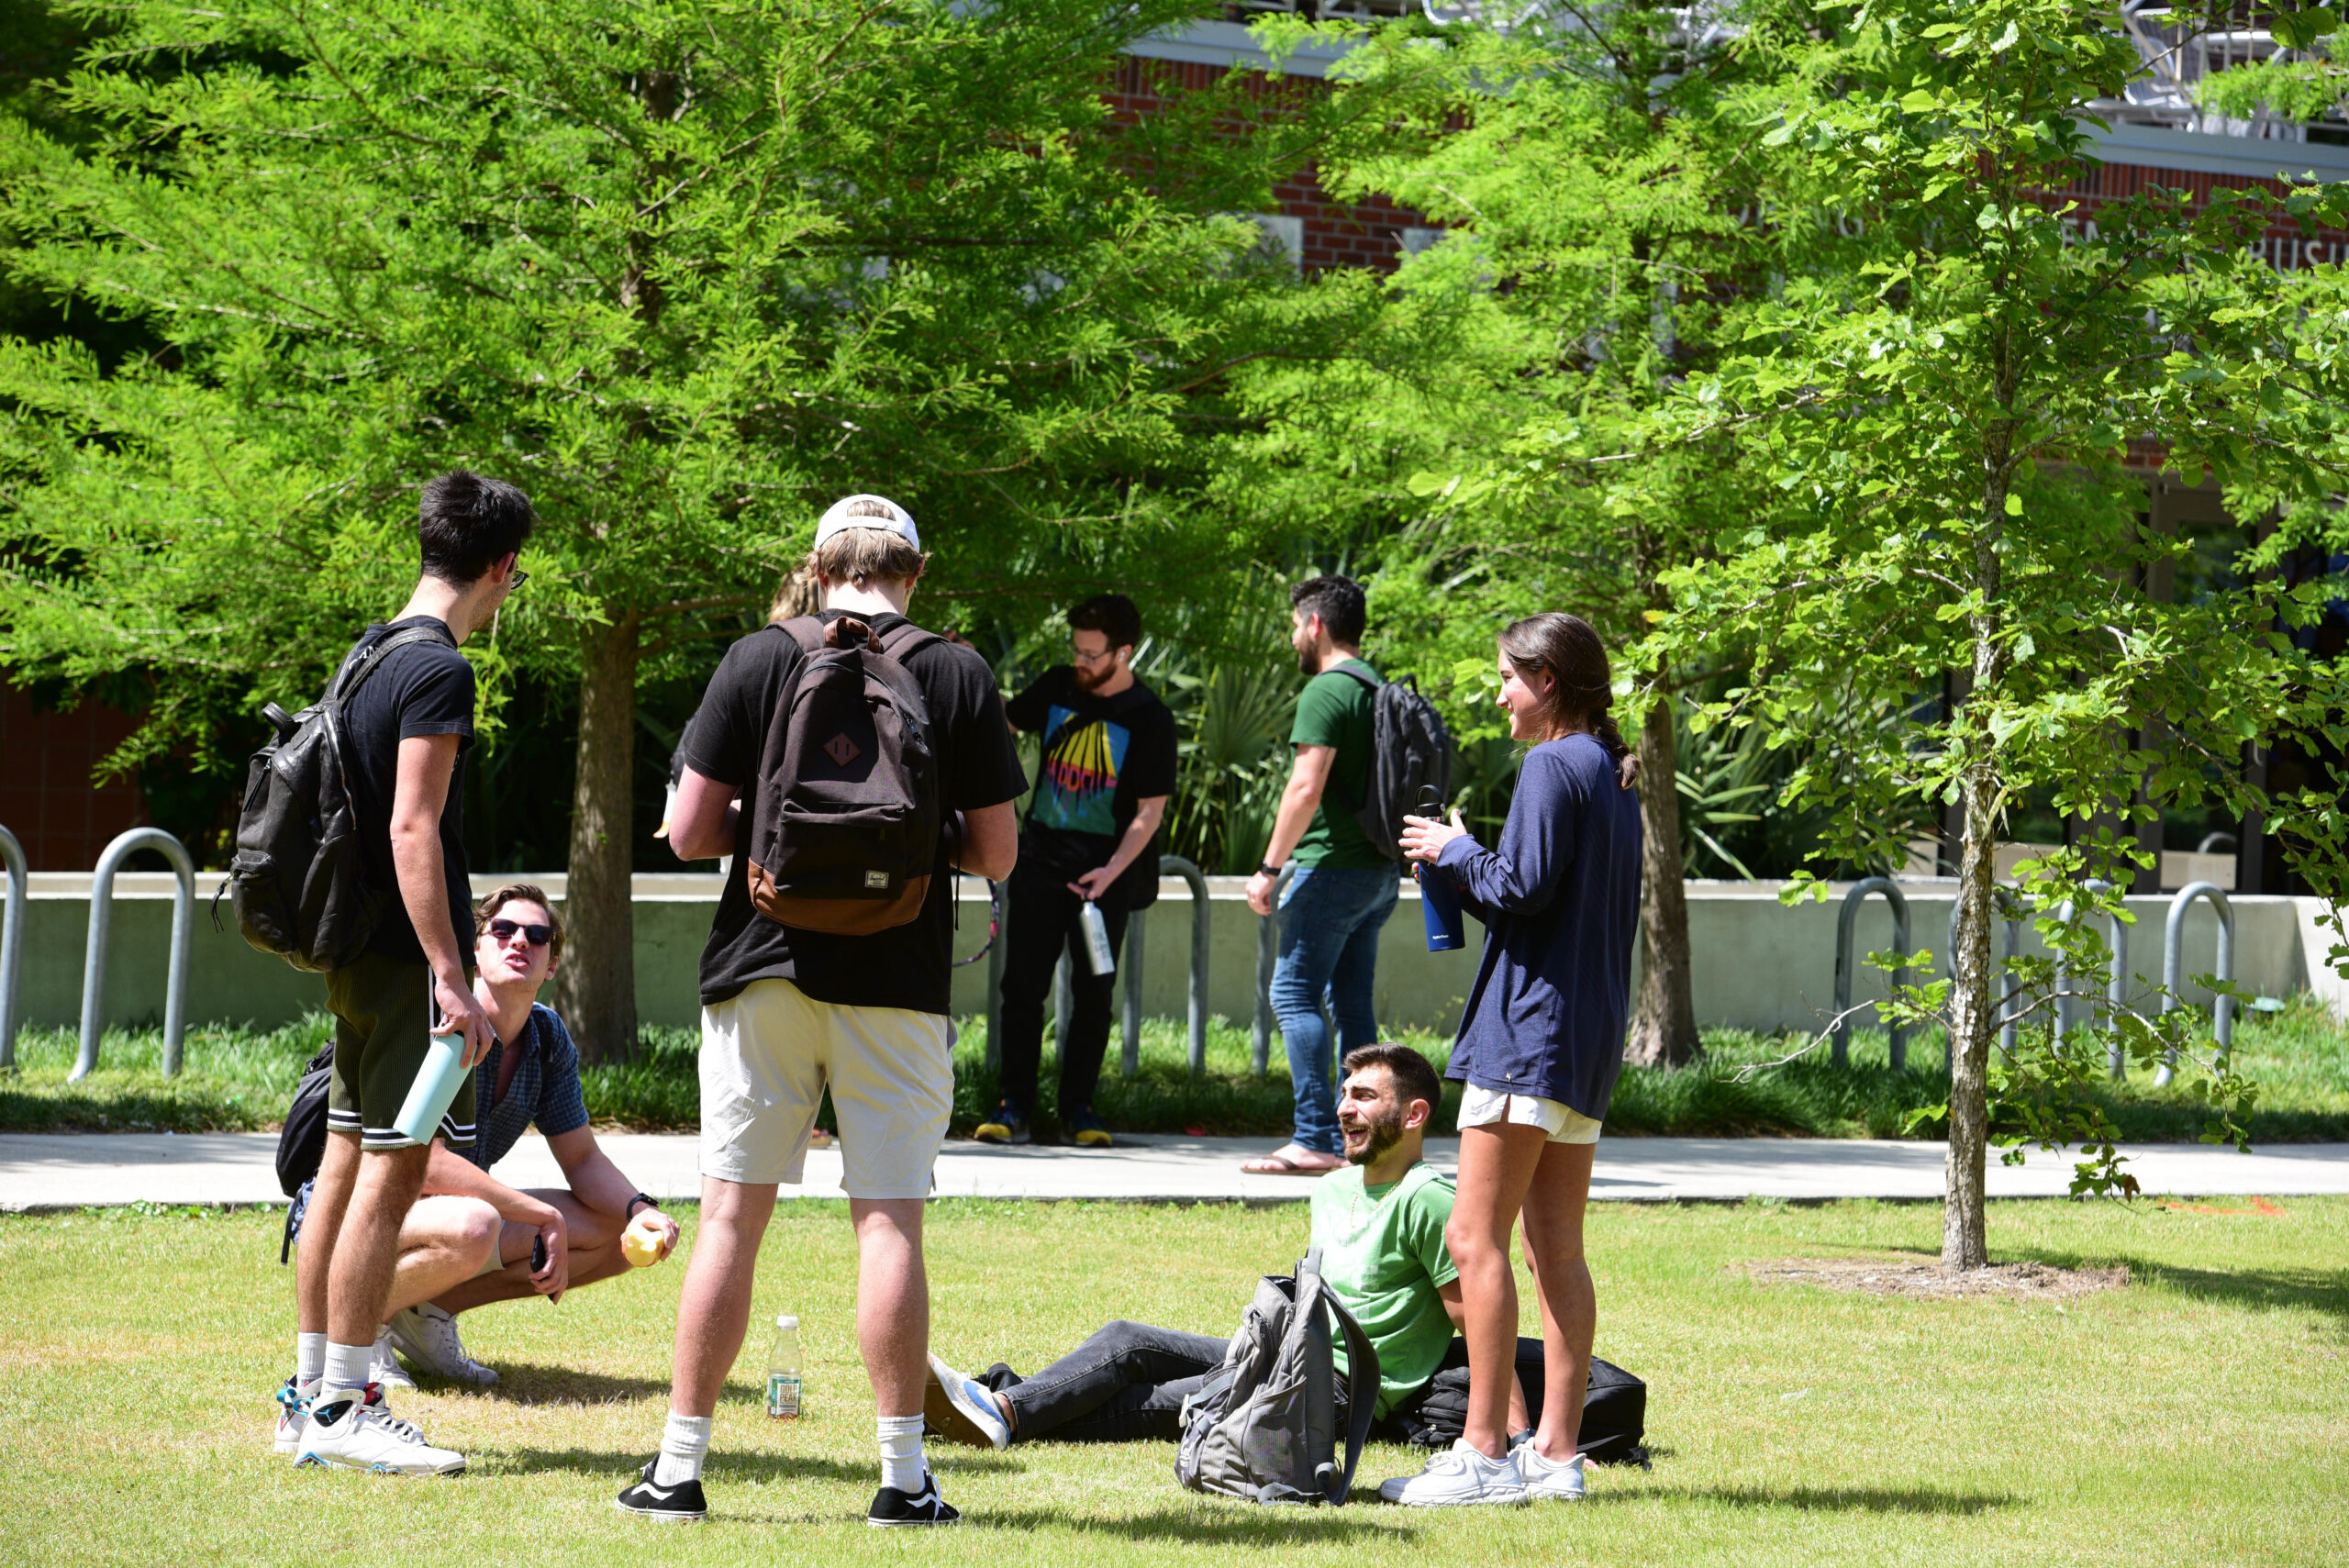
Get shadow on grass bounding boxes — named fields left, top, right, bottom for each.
left=1595, top=1484, right=2017, bottom=1516
left=504, top=1447, right=1030, bottom=1482
left=1999, top=1246, right=2349, bottom=1329
left=473, top=1365, right=756, bottom=1406
left=967, top=1506, right=1409, bottom=1544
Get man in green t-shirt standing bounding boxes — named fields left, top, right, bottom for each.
left=1239, top=574, right=1400, bottom=1174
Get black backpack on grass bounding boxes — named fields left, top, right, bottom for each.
left=224, top=625, right=454, bottom=972
left=274, top=1040, right=335, bottom=1262
left=1329, top=666, right=1452, bottom=862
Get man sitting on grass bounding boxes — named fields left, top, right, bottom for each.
left=381, top=884, right=682, bottom=1383
left=924, top=1044, right=1550, bottom=1473
left=281, top=884, right=679, bottom=1421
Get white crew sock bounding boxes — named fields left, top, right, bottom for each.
left=877, top=1413, right=927, bottom=1495
left=295, top=1332, right=327, bottom=1385
left=652, top=1412, right=714, bottom=1487
left=320, top=1340, right=374, bottom=1403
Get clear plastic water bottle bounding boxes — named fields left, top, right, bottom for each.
left=766, top=1314, right=802, bottom=1420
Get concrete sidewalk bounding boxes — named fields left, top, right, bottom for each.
left=2, top=1130, right=2343, bottom=1211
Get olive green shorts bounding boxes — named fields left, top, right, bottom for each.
left=324, top=951, right=477, bottom=1152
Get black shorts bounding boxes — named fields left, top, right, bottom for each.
left=324, top=952, right=476, bottom=1151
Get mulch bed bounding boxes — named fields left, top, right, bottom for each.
left=1746, top=1256, right=2132, bottom=1299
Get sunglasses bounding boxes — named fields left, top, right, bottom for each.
left=487, top=917, right=553, bottom=947
left=507, top=568, right=529, bottom=590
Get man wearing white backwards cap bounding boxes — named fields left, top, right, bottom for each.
left=618, top=494, right=1025, bottom=1528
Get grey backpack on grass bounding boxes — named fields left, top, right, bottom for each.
left=1174, top=1248, right=1379, bottom=1507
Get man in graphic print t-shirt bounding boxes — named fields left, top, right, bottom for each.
left=982, top=594, right=1177, bottom=1148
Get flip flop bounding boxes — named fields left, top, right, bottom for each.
left=1241, top=1152, right=1343, bottom=1175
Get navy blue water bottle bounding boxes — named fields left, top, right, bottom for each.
left=1414, top=785, right=1466, bottom=951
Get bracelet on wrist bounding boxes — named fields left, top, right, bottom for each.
left=1256, top=861, right=1282, bottom=879
left=627, top=1192, right=658, bottom=1220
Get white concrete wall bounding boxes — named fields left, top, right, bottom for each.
left=9, top=870, right=2333, bottom=1037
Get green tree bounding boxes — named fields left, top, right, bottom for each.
left=1227, top=6, right=1799, bottom=1066
left=1652, top=0, right=2349, bottom=1267
left=0, top=0, right=1300, bottom=1058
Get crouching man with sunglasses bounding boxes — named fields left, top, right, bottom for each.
left=373, top=883, right=681, bottom=1385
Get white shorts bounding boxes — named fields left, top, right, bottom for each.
left=1456, top=1083, right=1602, bottom=1145
left=700, top=976, right=952, bottom=1198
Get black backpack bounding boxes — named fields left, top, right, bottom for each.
left=1330, top=666, right=1453, bottom=862
left=747, top=615, right=945, bottom=935
left=1394, top=1354, right=1649, bottom=1463
left=1174, top=1248, right=1380, bottom=1507
left=225, top=625, right=453, bottom=972
left=274, top=1041, right=336, bottom=1262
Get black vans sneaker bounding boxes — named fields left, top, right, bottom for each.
left=868, top=1470, right=960, bottom=1528
left=616, top=1457, right=708, bottom=1523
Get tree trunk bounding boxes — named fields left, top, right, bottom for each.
left=1943, top=754, right=1998, bottom=1272
left=1627, top=691, right=1702, bottom=1068
left=553, top=613, right=640, bottom=1064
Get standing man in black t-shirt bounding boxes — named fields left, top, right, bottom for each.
left=284, top=470, right=535, bottom=1477
left=617, top=495, right=1024, bottom=1529
left=976, top=595, right=1176, bottom=1149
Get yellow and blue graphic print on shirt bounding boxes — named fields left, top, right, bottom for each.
left=1031, top=705, right=1130, bottom=836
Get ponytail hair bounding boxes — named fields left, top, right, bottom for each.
left=1497, top=612, right=1632, bottom=764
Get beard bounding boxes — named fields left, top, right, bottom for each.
left=1344, top=1106, right=1407, bottom=1167
left=1073, top=660, right=1111, bottom=693
left=1296, top=641, right=1318, bottom=676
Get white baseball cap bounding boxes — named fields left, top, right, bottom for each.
left=815, top=494, right=920, bottom=551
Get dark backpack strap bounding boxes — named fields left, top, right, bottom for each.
left=874, top=618, right=944, bottom=664
left=1321, top=1285, right=1381, bottom=1504
left=1327, top=663, right=1382, bottom=692
left=328, top=625, right=456, bottom=705
left=776, top=615, right=827, bottom=655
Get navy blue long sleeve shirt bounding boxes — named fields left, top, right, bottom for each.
left=1434, top=733, right=1642, bottom=1120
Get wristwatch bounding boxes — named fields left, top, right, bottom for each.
left=1255, top=861, right=1282, bottom=878
left=626, top=1192, right=658, bottom=1221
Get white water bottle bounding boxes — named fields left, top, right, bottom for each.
left=1078, top=899, right=1115, bottom=977
left=766, top=1314, right=802, bottom=1419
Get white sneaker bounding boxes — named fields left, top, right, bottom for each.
left=295, top=1386, right=466, bottom=1475
left=369, top=1328, right=417, bottom=1390
left=384, top=1304, right=498, bottom=1386
left=1382, top=1440, right=1528, bottom=1507
left=1518, top=1445, right=1586, bottom=1500
left=273, top=1377, right=316, bottom=1455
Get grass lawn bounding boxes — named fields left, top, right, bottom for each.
left=8, top=996, right=2348, bottom=1140
left=3, top=1196, right=2342, bottom=1566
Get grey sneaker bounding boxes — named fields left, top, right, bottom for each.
left=1382, top=1440, right=1528, bottom=1507
left=384, top=1304, right=497, bottom=1386
left=369, top=1328, right=417, bottom=1390
left=1518, top=1445, right=1586, bottom=1500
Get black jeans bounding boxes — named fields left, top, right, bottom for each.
left=987, top=1319, right=1229, bottom=1444
left=997, top=863, right=1129, bottom=1118
left=985, top=1321, right=1549, bottom=1447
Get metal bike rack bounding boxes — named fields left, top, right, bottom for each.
left=73, top=827, right=195, bottom=1081
left=1832, top=877, right=1910, bottom=1069
left=0, top=825, right=25, bottom=1073
left=2055, top=880, right=2130, bottom=1078
left=1943, top=887, right=2026, bottom=1060
left=1117, top=857, right=1211, bottom=1076
left=1159, top=855, right=1211, bottom=1075
left=2156, top=882, right=2235, bottom=1087
left=1252, top=862, right=1297, bottom=1079
left=1120, top=902, right=1145, bottom=1076
left=984, top=879, right=1007, bottom=1072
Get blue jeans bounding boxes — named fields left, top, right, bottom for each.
left=1271, top=864, right=1399, bottom=1154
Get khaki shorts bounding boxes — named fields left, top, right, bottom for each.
left=700, top=977, right=952, bottom=1199
left=400, top=1195, right=510, bottom=1277
left=325, top=952, right=476, bottom=1152
left=1456, top=1083, right=1602, bottom=1145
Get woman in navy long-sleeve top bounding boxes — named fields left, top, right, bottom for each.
left=1386, top=612, right=1642, bottom=1507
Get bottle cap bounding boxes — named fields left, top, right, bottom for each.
left=775, top=1313, right=799, bottom=1330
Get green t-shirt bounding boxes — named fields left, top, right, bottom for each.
left=1291, top=659, right=1384, bottom=869
left=1308, top=1162, right=1460, bottom=1418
